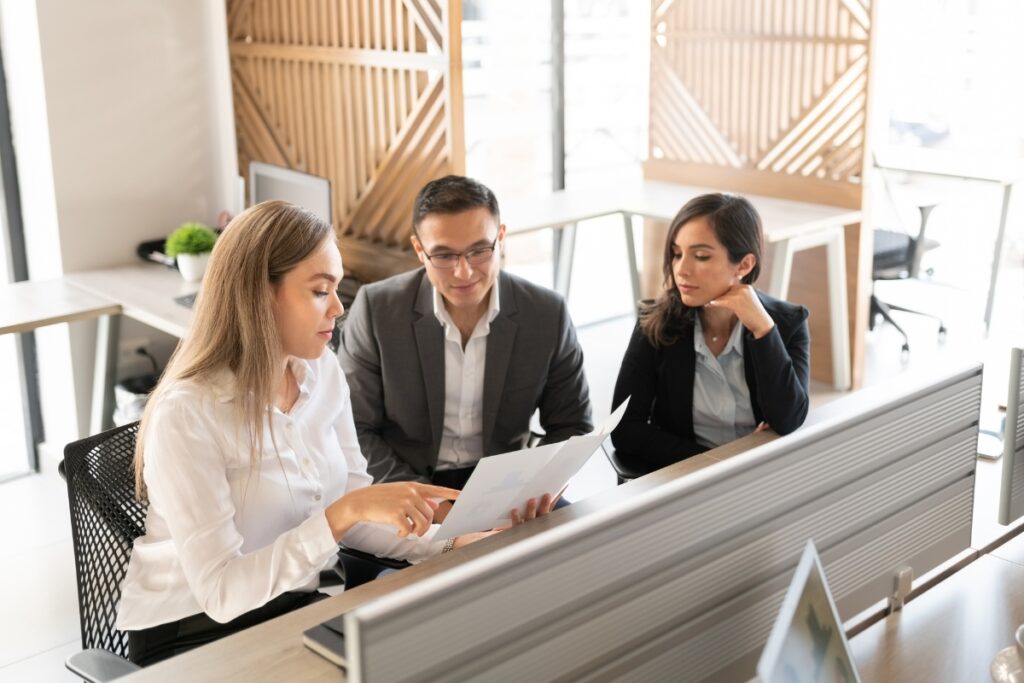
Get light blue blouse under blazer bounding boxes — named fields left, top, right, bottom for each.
left=692, top=316, right=757, bottom=449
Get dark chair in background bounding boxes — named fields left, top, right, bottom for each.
left=871, top=202, right=947, bottom=354
left=601, top=439, right=649, bottom=485
left=59, top=421, right=399, bottom=681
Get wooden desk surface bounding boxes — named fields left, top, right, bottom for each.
left=121, top=432, right=774, bottom=682
left=0, top=278, right=120, bottom=335
left=992, top=530, right=1024, bottom=568
left=850, top=553, right=1024, bottom=683
left=619, top=180, right=863, bottom=242
left=502, top=179, right=862, bottom=242
left=873, top=146, right=1023, bottom=185
left=66, top=263, right=197, bottom=338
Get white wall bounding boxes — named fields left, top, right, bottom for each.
left=1, top=0, right=236, bottom=451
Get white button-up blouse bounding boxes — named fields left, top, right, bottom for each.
left=116, top=350, right=445, bottom=630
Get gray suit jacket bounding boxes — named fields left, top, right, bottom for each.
left=338, top=268, right=593, bottom=483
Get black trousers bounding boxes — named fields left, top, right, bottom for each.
left=127, top=591, right=329, bottom=667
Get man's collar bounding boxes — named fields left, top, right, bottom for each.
left=431, top=277, right=501, bottom=330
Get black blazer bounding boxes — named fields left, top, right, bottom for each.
left=610, top=291, right=810, bottom=475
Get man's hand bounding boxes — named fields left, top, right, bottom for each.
left=433, top=499, right=453, bottom=523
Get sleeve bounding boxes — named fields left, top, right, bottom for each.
left=142, top=396, right=341, bottom=624
left=337, top=286, right=428, bottom=483
left=745, top=312, right=810, bottom=435
left=537, top=297, right=595, bottom=445
left=329, top=366, right=446, bottom=562
left=610, top=323, right=705, bottom=469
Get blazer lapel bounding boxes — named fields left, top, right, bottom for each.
left=412, top=275, right=445, bottom=455
left=481, top=274, right=517, bottom=451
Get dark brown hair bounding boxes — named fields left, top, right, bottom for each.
left=412, top=175, right=500, bottom=236
left=639, top=193, right=764, bottom=347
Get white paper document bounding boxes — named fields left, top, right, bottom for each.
left=435, top=398, right=630, bottom=538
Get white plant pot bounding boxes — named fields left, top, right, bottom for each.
left=176, top=252, right=211, bottom=283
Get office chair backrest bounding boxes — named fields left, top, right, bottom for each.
left=62, top=422, right=146, bottom=659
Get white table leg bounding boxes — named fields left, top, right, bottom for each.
left=553, top=223, right=577, bottom=298
left=91, top=313, right=119, bottom=433
left=825, top=227, right=852, bottom=391
left=767, top=239, right=794, bottom=299
left=768, top=229, right=851, bottom=391
left=622, top=212, right=641, bottom=309
left=984, top=182, right=1013, bottom=333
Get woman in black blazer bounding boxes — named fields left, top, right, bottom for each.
left=611, top=193, right=810, bottom=475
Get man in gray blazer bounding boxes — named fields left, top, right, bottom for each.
left=338, top=175, right=593, bottom=520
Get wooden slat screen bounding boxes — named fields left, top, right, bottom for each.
left=227, top=0, right=464, bottom=281
left=646, top=0, right=872, bottom=208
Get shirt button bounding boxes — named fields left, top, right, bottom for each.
left=303, top=458, right=311, bottom=466
left=314, top=494, right=322, bottom=501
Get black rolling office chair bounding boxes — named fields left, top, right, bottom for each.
left=59, top=422, right=401, bottom=681
left=871, top=201, right=947, bottom=355
left=601, top=439, right=649, bottom=485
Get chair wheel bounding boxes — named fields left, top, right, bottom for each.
left=938, top=325, right=947, bottom=338
left=901, top=343, right=910, bottom=361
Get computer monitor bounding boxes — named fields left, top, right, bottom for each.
left=248, top=161, right=332, bottom=225
left=757, top=541, right=860, bottom=683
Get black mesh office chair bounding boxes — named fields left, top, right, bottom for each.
left=59, top=422, right=400, bottom=681
left=60, top=422, right=145, bottom=682
left=871, top=202, right=947, bottom=354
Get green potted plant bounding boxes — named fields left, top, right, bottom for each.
left=165, top=222, right=217, bottom=282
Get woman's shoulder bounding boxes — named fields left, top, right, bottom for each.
left=149, top=374, right=225, bottom=422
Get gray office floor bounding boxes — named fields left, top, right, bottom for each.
left=1, top=250, right=1021, bottom=682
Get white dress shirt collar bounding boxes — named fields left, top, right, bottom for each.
left=431, top=280, right=501, bottom=338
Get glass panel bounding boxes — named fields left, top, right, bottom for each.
left=0, top=206, right=31, bottom=481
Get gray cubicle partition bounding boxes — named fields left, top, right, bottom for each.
left=999, top=348, right=1024, bottom=525
left=344, top=363, right=982, bottom=683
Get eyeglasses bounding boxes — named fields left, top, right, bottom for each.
left=422, top=237, right=499, bottom=270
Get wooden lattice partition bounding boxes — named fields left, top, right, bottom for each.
left=646, top=0, right=872, bottom=208
left=645, top=0, right=876, bottom=387
left=226, top=0, right=464, bottom=281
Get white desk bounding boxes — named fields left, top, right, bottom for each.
left=873, top=146, right=1022, bottom=332
left=0, top=278, right=120, bottom=335
left=0, top=278, right=123, bottom=451
left=502, top=179, right=861, bottom=390
left=65, top=264, right=198, bottom=432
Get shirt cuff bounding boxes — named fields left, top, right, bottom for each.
left=299, top=512, right=341, bottom=567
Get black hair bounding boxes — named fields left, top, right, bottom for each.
left=640, top=193, right=764, bottom=347
left=412, top=175, right=500, bottom=235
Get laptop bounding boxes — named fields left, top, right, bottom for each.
left=757, top=541, right=861, bottom=683
left=303, top=614, right=347, bottom=669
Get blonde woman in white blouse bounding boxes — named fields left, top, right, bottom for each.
left=118, top=201, right=526, bottom=666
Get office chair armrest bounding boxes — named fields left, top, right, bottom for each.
left=338, top=545, right=410, bottom=570
left=600, top=440, right=649, bottom=483
left=337, top=545, right=411, bottom=590
left=65, top=649, right=140, bottom=682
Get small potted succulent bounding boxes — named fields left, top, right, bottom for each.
left=165, top=222, right=218, bottom=282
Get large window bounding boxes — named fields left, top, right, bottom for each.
left=462, top=0, right=648, bottom=325
left=0, top=38, right=40, bottom=482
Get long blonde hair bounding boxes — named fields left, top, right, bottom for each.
left=134, top=200, right=333, bottom=498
